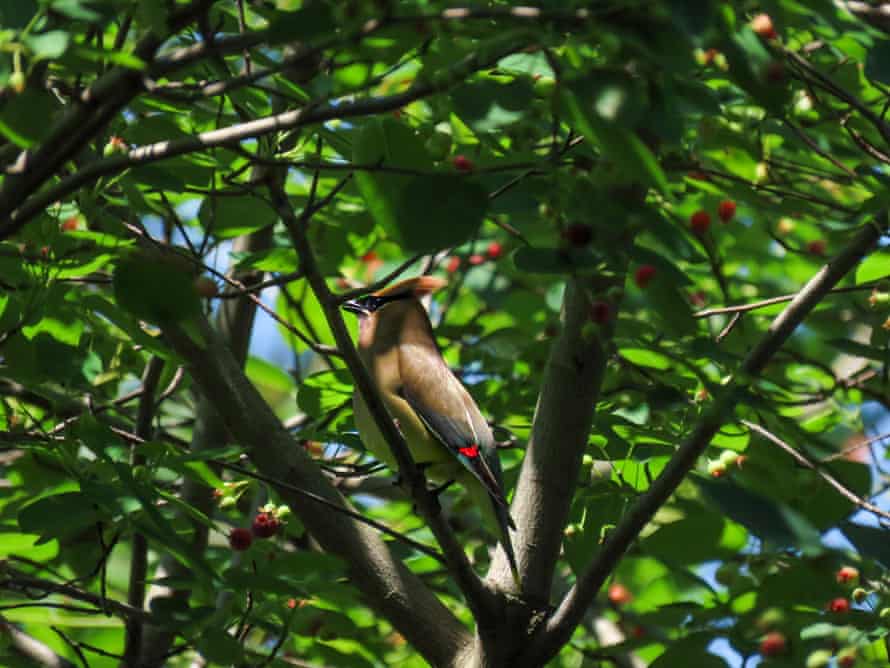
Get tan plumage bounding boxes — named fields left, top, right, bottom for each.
left=344, top=276, right=517, bottom=579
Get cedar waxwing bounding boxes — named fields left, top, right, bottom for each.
left=343, top=276, right=518, bottom=579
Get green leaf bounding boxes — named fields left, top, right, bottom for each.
left=233, top=247, right=298, bottom=272
left=70, top=44, right=146, bottom=69
left=865, top=40, right=890, bottom=85
left=18, top=492, right=104, bottom=543
left=196, top=629, right=245, bottom=664
left=47, top=0, right=102, bottom=21
left=646, top=280, right=697, bottom=337
left=24, top=31, right=70, bottom=60
left=855, top=250, right=890, bottom=284
left=247, top=356, right=295, bottom=395
left=841, top=521, right=890, bottom=569
left=826, top=338, right=887, bottom=362
left=266, top=4, right=336, bottom=42
left=0, top=0, right=37, bottom=28
left=198, top=195, right=277, bottom=238
left=0, top=88, right=58, bottom=147
left=353, top=118, right=432, bottom=243
left=693, top=477, right=822, bottom=553
left=650, top=633, right=728, bottom=668
left=561, top=88, right=668, bottom=195
left=395, top=175, right=488, bottom=253
left=22, top=311, right=83, bottom=346
left=0, top=531, right=59, bottom=560
left=113, top=255, right=202, bottom=325
left=298, top=369, right=353, bottom=416
left=451, top=78, right=535, bottom=133
left=512, top=246, right=601, bottom=274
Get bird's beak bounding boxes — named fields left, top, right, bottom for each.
left=342, top=299, right=368, bottom=316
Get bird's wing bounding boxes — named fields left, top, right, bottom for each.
left=398, top=345, right=510, bottom=512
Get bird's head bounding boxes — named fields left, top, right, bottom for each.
left=342, top=276, right=446, bottom=318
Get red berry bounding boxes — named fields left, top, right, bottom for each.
left=252, top=512, right=281, bottom=538
left=759, top=631, right=786, bottom=657
left=590, top=301, right=612, bottom=324
left=61, top=216, right=79, bottom=232
left=690, top=210, right=711, bottom=236
left=486, top=241, right=503, bottom=260
left=836, top=566, right=860, bottom=585
left=445, top=256, right=461, bottom=273
left=717, top=200, right=736, bottom=223
left=607, top=583, right=633, bottom=605
left=751, top=13, right=777, bottom=40
left=634, top=264, right=657, bottom=288
left=229, top=527, right=253, bottom=551
left=807, top=239, right=826, bottom=256
left=561, top=223, right=593, bottom=247
left=360, top=250, right=379, bottom=263
left=468, top=254, right=485, bottom=266
left=827, top=597, right=850, bottom=613
left=452, top=155, right=474, bottom=172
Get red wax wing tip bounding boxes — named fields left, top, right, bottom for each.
left=459, top=445, right=480, bottom=458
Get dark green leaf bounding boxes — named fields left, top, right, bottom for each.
left=865, top=40, right=890, bottom=85
left=693, top=477, right=822, bottom=552
left=113, top=255, right=202, bottom=324
left=198, top=195, right=277, bottom=238
left=396, top=175, right=488, bottom=252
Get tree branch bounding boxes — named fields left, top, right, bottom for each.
left=160, top=314, right=469, bottom=667
left=122, top=356, right=165, bottom=666
left=138, top=226, right=273, bottom=667
left=0, top=614, right=76, bottom=668
left=1, top=36, right=528, bottom=238
left=0, top=566, right=153, bottom=623
left=529, top=215, right=888, bottom=666
left=742, top=419, right=890, bottom=522
left=0, top=0, right=218, bottom=226
left=489, top=281, right=614, bottom=600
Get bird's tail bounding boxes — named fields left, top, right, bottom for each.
left=469, top=477, right=520, bottom=587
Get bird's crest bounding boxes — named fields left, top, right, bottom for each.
left=373, top=276, right=446, bottom=298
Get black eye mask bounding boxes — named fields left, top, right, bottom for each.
left=342, top=291, right=413, bottom=315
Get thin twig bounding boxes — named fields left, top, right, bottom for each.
left=694, top=283, right=880, bottom=318
left=335, top=255, right=424, bottom=303
left=742, top=419, right=890, bottom=521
